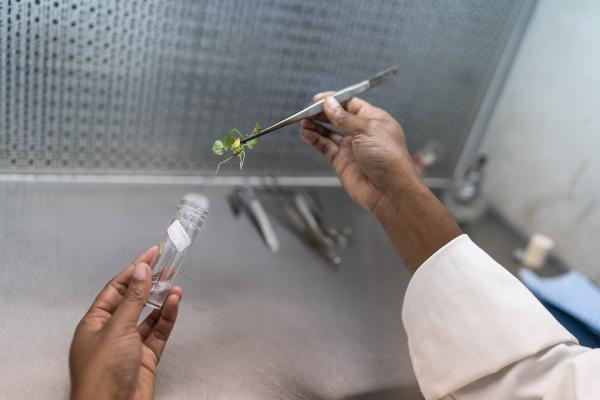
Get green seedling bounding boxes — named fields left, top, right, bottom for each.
left=212, top=122, right=261, bottom=175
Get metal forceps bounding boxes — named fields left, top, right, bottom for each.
left=239, top=65, right=399, bottom=144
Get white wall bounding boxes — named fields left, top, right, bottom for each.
left=482, top=0, right=600, bottom=280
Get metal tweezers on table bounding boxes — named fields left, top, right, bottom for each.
left=239, top=65, right=400, bottom=144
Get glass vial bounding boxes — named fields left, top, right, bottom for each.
left=146, top=193, right=209, bottom=309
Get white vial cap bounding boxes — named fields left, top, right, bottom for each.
left=182, top=192, right=209, bottom=211
left=522, top=233, right=555, bottom=269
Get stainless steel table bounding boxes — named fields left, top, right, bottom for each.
left=0, top=182, right=420, bottom=399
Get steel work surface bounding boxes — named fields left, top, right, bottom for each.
left=0, top=182, right=421, bottom=399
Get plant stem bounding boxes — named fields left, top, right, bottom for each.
left=214, top=155, right=234, bottom=177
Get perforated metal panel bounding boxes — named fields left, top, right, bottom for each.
left=0, top=0, right=526, bottom=176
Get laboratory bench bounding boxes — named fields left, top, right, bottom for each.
left=0, top=181, right=538, bottom=399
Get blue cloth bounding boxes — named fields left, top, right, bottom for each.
left=520, top=269, right=600, bottom=346
left=538, top=299, right=600, bottom=348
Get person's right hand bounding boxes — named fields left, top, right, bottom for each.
left=301, top=93, right=462, bottom=272
left=299, top=93, right=421, bottom=213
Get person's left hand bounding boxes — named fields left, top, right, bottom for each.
left=69, top=246, right=183, bottom=400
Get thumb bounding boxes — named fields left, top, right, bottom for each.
left=322, top=96, right=370, bottom=136
left=111, top=262, right=152, bottom=328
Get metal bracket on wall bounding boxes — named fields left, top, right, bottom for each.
left=452, top=0, right=538, bottom=189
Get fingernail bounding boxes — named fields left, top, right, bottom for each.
left=133, top=263, right=148, bottom=280
left=325, top=97, right=341, bottom=114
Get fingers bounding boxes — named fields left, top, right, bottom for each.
left=84, top=246, right=158, bottom=323
left=345, top=97, right=389, bottom=119
left=137, top=287, right=182, bottom=340
left=134, top=245, right=159, bottom=266
left=313, top=91, right=335, bottom=101
left=313, top=121, right=345, bottom=144
left=300, top=121, right=340, bottom=165
left=302, top=119, right=330, bottom=137
left=322, top=96, right=370, bottom=136
left=314, top=91, right=386, bottom=115
left=110, top=262, right=152, bottom=328
left=143, top=292, right=181, bottom=360
left=302, top=118, right=345, bottom=143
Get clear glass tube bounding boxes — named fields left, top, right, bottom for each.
left=146, top=193, right=209, bottom=309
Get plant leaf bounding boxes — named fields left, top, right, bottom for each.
left=212, top=122, right=261, bottom=176
left=223, top=131, right=236, bottom=148
left=245, top=138, right=258, bottom=149
left=211, top=140, right=225, bottom=155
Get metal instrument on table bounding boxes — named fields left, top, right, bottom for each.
left=262, top=179, right=350, bottom=266
left=239, top=65, right=400, bottom=144
left=303, top=190, right=352, bottom=248
left=292, top=192, right=341, bottom=265
left=228, top=186, right=280, bottom=253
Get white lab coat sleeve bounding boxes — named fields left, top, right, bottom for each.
left=401, top=234, right=600, bottom=400
left=452, top=343, right=600, bottom=399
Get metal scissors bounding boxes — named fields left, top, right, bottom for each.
left=239, top=65, right=399, bottom=144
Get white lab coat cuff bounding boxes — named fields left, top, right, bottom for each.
left=402, top=234, right=577, bottom=400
